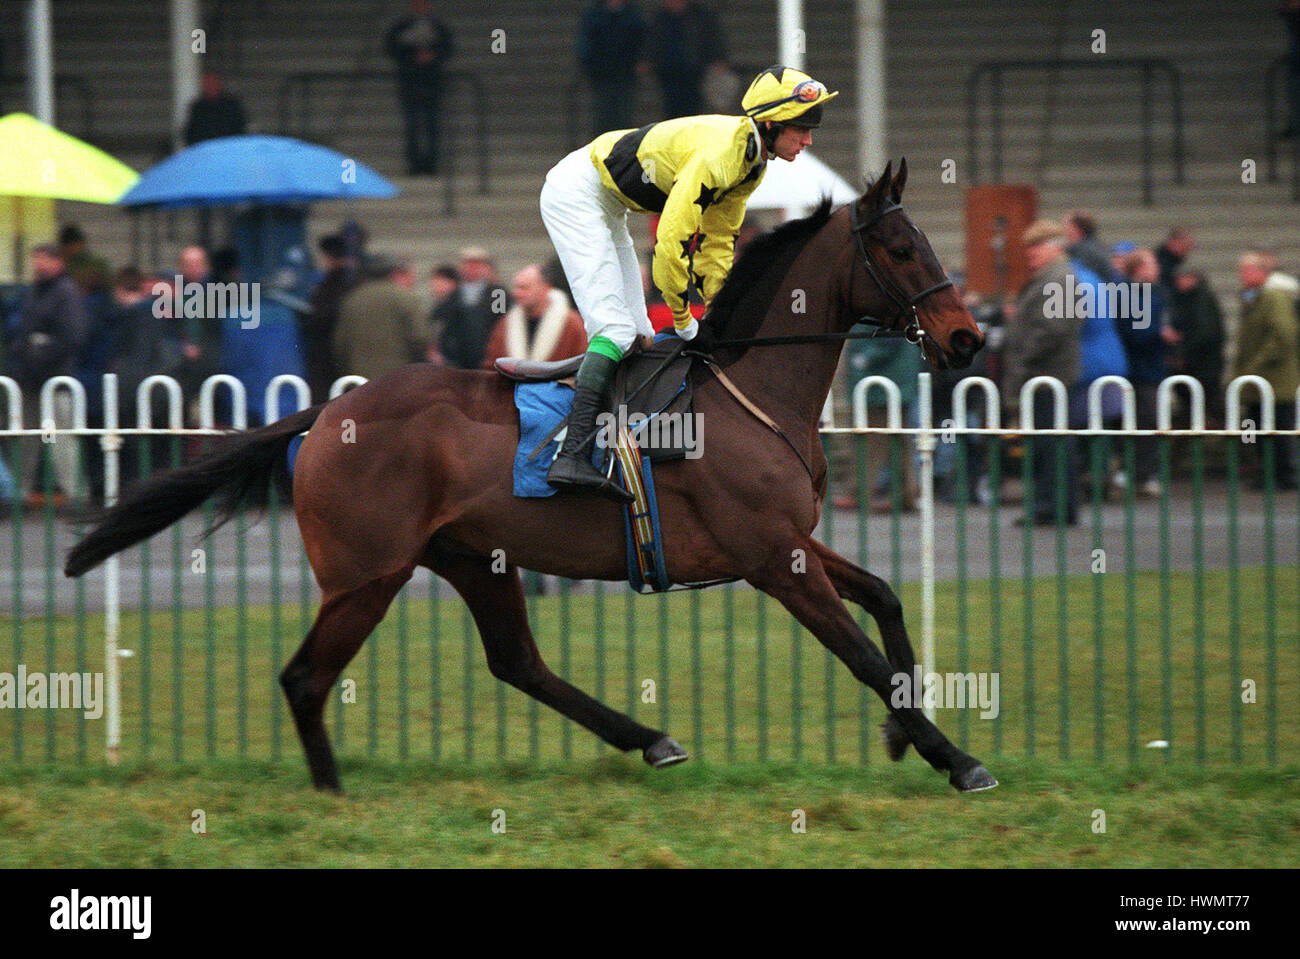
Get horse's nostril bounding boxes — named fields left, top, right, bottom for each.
left=951, top=328, right=982, bottom=357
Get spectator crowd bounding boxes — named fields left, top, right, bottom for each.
left=0, top=220, right=612, bottom=511
left=6, top=203, right=1295, bottom=521
left=833, top=206, right=1299, bottom=523
left=934, top=209, right=1298, bottom=528
left=2, top=3, right=1298, bottom=522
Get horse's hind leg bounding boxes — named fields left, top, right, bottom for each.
left=428, top=550, right=685, bottom=766
left=811, top=541, right=917, bottom=761
left=280, top=566, right=414, bottom=791
left=749, top=539, right=995, bottom=792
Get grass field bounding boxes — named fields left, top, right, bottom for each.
left=2, top=565, right=1298, bottom=866
left=1, top=759, right=1297, bottom=867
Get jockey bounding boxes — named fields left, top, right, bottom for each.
left=539, top=64, right=838, bottom=502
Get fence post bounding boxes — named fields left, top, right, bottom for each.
left=330, top=376, right=368, bottom=398
left=264, top=375, right=311, bottom=424
left=916, top=372, right=936, bottom=722
left=1018, top=376, right=1069, bottom=758
left=135, top=375, right=184, bottom=761
left=101, top=374, right=122, bottom=765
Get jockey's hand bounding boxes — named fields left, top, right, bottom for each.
left=680, top=317, right=717, bottom=354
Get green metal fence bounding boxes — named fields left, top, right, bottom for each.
left=1, top=373, right=1297, bottom=769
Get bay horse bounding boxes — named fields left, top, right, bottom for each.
left=66, top=159, right=996, bottom=793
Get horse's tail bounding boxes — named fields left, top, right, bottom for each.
left=64, top=403, right=328, bottom=578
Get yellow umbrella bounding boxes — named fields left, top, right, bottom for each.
left=0, top=112, right=138, bottom=202
left=0, top=112, right=138, bottom=280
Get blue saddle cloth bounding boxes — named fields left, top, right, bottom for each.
left=512, top=331, right=686, bottom=498
left=512, top=381, right=595, bottom=497
left=513, top=380, right=673, bottom=592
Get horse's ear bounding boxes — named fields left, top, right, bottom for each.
left=862, top=160, right=892, bottom=207
left=891, top=157, right=908, bottom=201
left=859, top=160, right=897, bottom=212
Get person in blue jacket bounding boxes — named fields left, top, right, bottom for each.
left=1069, top=256, right=1128, bottom=501
left=1119, top=247, right=1181, bottom=496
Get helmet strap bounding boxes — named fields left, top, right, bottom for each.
left=760, top=120, right=783, bottom=154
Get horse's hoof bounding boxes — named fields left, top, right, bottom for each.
left=643, top=736, right=689, bottom=768
left=881, top=717, right=910, bottom=761
left=950, top=763, right=998, bottom=792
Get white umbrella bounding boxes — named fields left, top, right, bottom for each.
left=748, top=149, right=858, bottom=219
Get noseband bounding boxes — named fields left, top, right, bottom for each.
left=849, top=199, right=954, bottom=345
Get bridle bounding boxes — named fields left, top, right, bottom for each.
left=675, top=197, right=958, bottom=498
left=848, top=198, right=954, bottom=346
left=700, top=199, right=954, bottom=351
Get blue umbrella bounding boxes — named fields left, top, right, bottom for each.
left=118, top=135, right=397, bottom=208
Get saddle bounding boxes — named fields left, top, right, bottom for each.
left=493, top=354, right=584, bottom=382
left=500, top=337, right=735, bottom=592
left=495, top=336, right=697, bottom=462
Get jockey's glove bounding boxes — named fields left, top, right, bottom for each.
left=680, top=318, right=717, bottom=354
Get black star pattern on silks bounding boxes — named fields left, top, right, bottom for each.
left=680, top=235, right=696, bottom=260
left=689, top=267, right=706, bottom=292
left=713, top=166, right=761, bottom=206
left=672, top=277, right=692, bottom=309
left=694, top=184, right=717, bottom=212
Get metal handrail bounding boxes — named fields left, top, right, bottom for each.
left=965, top=58, right=1185, bottom=207
left=1263, top=54, right=1299, bottom=202
left=276, top=68, right=488, bottom=214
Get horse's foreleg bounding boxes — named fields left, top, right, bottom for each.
left=281, top=566, right=414, bottom=791
left=428, top=551, right=686, bottom=766
left=748, top=540, right=995, bottom=791
left=810, top=540, right=918, bottom=761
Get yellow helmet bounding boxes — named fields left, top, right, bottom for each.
left=741, top=65, right=839, bottom=128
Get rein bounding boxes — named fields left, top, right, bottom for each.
left=674, top=195, right=958, bottom=499
left=704, top=325, right=908, bottom=348
left=704, top=199, right=953, bottom=352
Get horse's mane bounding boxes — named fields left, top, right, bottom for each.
left=703, top=197, right=836, bottom=358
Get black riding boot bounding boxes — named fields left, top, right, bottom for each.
left=547, top=351, right=634, bottom=504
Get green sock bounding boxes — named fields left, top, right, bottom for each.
left=576, top=338, right=622, bottom=392
left=585, top=335, right=623, bottom=363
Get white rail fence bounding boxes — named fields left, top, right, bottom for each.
left=2, top=370, right=1298, bottom=757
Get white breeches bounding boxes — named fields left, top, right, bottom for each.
left=539, top=148, right=653, bottom=355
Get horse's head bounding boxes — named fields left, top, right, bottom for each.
left=845, top=158, right=983, bottom=369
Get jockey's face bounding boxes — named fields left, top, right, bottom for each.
left=772, top=124, right=813, bottom=161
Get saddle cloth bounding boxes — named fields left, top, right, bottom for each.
left=508, top=335, right=697, bottom=498
left=507, top=337, right=694, bottom=591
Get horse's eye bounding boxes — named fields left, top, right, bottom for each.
left=888, top=246, right=912, bottom=261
